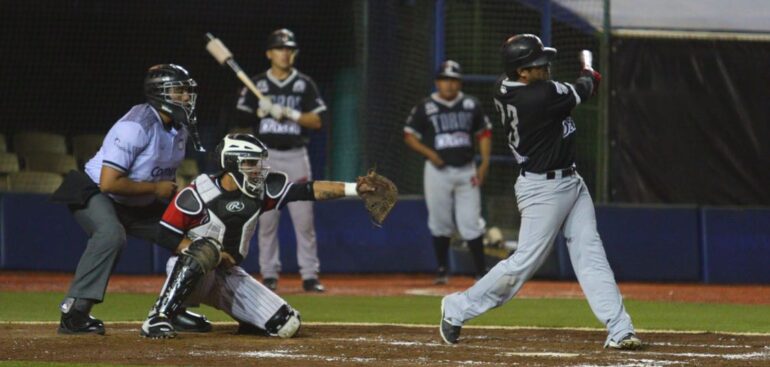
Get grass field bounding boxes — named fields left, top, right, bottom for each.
left=2, top=291, right=769, bottom=334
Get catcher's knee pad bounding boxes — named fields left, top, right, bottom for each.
left=265, top=304, right=301, bottom=338
left=182, top=237, right=222, bottom=272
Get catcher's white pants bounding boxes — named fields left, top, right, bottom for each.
left=258, top=147, right=319, bottom=280
left=441, top=172, right=636, bottom=345
left=165, top=256, right=288, bottom=328
left=424, top=161, right=485, bottom=240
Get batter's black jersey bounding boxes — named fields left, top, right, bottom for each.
left=493, top=74, right=594, bottom=173
left=404, top=92, right=492, bottom=167
left=236, top=69, right=327, bottom=149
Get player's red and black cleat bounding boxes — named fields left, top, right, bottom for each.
left=58, top=309, right=105, bottom=335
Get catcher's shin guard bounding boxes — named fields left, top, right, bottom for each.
left=264, top=304, right=301, bottom=338
left=151, top=238, right=222, bottom=318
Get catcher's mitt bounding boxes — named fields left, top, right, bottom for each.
left=356, top=169, right=398, bottom=226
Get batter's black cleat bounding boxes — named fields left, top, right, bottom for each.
left=141, top=314, right=177, bottom=339
left=58, top=310, right=105, bottom=335
left=172, top=309, right=212, bottom=332
left=302, top=278, right=325, bottom=293
left=262, top=277, right=278, bottom=291
left=439, top=296, right=461, bottom=344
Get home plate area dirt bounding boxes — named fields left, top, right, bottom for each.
left=2, top=323, right=769, bottom=366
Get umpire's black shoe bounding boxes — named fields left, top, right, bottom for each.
left=262, top=277, right=278, bottom=291
left=172, top=309, right=212, bottom=333
left=439, top=296, right=461, bottom=344
left=141, top=314, right=177, bottom=339
left=58, top=310, right=105, bottom=335
left=302, top=278, right=326, bottom=293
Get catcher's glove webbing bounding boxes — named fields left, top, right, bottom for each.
left=356, top=170, right=397, bottom=226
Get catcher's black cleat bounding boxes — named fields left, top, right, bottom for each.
left=236, top=321, right=270, bottom=336
left=262, top=277, right=278, bottom=291
left=141, top=314, right=177, bottom=339
left=172, top=309, right=212, bottom=333
left=439, top=297, right=461, bottom=344
left=302, top=278, right=325, bottom=293
left=58, top=310, right=105, bottom=335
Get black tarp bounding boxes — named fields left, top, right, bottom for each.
left=609, top=37, right=770, bottom=205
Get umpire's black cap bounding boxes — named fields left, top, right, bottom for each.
left=267, top=28, right=298, bottom=50
left=436, top=60, right=462, bottom=80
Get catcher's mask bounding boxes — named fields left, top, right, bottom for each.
left=216, top=134, right=269, bottom=198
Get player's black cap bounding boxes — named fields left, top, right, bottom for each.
left=436, top=60, right=462, bottom=80
left=267, top=28, right=298, bottom=50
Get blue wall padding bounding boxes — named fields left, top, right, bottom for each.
left=1, top=193, right=156, bottom=274
left=701, top=208, right=770, bottom=284
left=557, top=206, right=701, bottom=282
left=2, top=193, right=769, bottom=284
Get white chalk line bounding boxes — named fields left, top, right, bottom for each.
left=3, top=320, right=770, bottom=337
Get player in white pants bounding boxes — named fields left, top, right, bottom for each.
left=404, top=60, right=492, bottom=284
left=140, top=134, right=373, bottom=339
left=439, top=34, right=641, bottom=350
left=235, top=29, right=327, bottom=292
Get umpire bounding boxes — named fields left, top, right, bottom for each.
left=51, top=64, right=206, bottom=335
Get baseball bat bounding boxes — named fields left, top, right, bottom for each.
left=205, top=33, right=266, bottom=101
left=580, top=50, right=593, bottom=71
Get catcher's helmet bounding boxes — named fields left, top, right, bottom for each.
left=267, top=28, right=298, bottom=50
left=215, top=133, right=270, bottom=198
left=436, top=60, right=462, bottom=80
left=501, top=34, right=557, bottom=78
left=144, top=64, right=197, bottom=127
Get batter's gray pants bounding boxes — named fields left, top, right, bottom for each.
left=442, top=173, right=635, bottom=346
left=66, top=193, right=163, bottom=302
left=258, top=147, right=319, bottom=280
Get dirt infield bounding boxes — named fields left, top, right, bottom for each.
left=1, top=323, right=769, bottom=366
left=1, top=271, right=769, bottom=304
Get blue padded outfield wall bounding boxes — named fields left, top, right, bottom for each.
left=0, top=193, right=768, bottom=284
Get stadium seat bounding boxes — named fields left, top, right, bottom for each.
left=0, top=175, right=8, bottom=192
left=71, top=133, right=104, bottom=164
left=0, top=133, right=7, bottom=152
left=8, top=171, right=63, bottom=194
left=13, top=132, right=68, bottom=156
left=178, top=158, right=200, bottom=177
left=23, top=153, right=78, bottom=175
left=0, top=152, right=20, bottom=174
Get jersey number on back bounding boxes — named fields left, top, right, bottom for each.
left=494, top=100, right=520, bottom=147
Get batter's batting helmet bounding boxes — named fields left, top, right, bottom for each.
left=267, top=28, right=298, bottom=50
left=501, top=34, right=556, bottom=78
left=144, top=64, right=197, bottom=126
left=215, top=133, right=270, bottom=198
left=436, top=60, right=462, bottom=80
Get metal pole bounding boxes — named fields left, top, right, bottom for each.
left=597, top=0, right=611, bottom=202
left=434, top=0, right=446, bottom=70
left=540, top=0, right=552, bottom=46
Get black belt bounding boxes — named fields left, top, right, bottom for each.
left=521, top=166, right=576, bottom=179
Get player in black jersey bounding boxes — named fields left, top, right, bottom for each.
left=440, top=35, right=641, bottom=350
left=235, top=29, right=328, bottom=293
left=404, top=60, right=492, bottom=284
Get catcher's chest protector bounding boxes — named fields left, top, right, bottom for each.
left=186, top=175, right=261, bottom=261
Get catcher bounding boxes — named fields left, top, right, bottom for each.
left=141, top=133, right=395, bottom=338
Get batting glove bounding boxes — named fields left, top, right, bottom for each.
left=283, top=107, right=301, bottom=122
left=257, top=98, right=273, bottom=118
left=269, top=104, right=285, bottom=120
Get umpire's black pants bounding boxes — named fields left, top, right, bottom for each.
left=66, top=193, right=165, bottom=302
